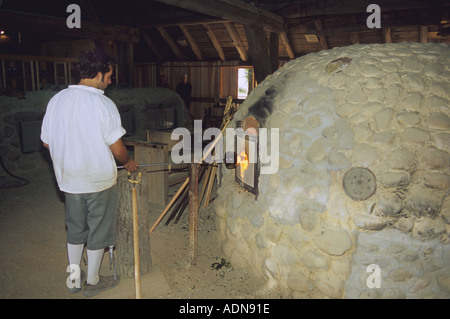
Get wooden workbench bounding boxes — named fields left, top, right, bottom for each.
left=123, top=139, right=169, bottom=207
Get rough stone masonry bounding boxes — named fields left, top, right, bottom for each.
left=214, top=42, right=450, bottom=299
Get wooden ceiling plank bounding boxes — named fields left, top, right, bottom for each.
left=139, top=16, right=229, bottom=28
left=180, top=25, right=203, bottom=60
left=152, top=0, right=284, bottom=33
left=156, top=25, right=184, bottom=60
left=0, top=10, right=140, bottom=43
left=223, top=22, right=248, bottom=61
left=203, top=24, right=226, bottom=61
left=279, top=0, right=447, bottom=19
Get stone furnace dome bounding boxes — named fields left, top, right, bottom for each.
left=215, top=42, right=450, bottom=299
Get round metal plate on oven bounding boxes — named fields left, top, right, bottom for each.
left=343, top=167, right=376, bottom=201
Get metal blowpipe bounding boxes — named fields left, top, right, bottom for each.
left=116, top=163, right=173, bottom=169
left=117, top=152, right=241, bottom=169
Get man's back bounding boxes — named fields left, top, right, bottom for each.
left=41, top=85, right=125, bottom=194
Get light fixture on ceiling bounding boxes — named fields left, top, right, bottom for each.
left=0, top=29, right=11, bottom=43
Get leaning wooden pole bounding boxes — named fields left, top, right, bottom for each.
left=203, top=165, right=217, bottom=208
left=149, top=97, right=238, bottom=234
left=149, top=177, right=189, bottom=233
left=188, top=163, right=199, bottom=265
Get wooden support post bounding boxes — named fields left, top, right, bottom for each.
left=35, top=61, right=40, bottom=91
left=383, top=27, right=392, bottom=43
left=188, top=163, right=199, bottom=265
left=420, top=26, right=428, bottom=43
left=244, top=25, right=273, bottom=84
left=118, top=42, right=134, bottom=86
left=269, top=32, right=279, bottom=73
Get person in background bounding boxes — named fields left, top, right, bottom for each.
left=175, top=73, right=192, bottom=110
left=40, top=50, right=139, bottom=297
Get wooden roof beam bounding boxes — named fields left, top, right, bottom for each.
left=141, top=30, right=165, bottom=62
left=156, top=26, right=184, bottom=60
left=223, top=22, right=248, bottom=61
left=203, top=24, right=225, bottom=61
left=139, top=15, right=229, bottom=28
left=179, top=25, right=203, bottom=61
left=280, top=31, right=295, bottom=59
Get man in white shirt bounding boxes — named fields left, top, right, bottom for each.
left=41, top=50, right=139, bottom=297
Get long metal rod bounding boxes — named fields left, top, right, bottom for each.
left=117, top=162, right=225, bottom=169
left=116, top=163, right=174, bottom=169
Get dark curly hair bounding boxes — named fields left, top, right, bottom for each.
left=73, top=50, right=114, bottom=81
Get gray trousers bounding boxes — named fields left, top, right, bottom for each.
left=64, top=184, right=118, bottom=250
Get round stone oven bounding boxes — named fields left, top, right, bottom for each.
left=214, top=42, right=450, bottom=299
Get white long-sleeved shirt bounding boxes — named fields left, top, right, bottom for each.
left=41, top=85, right=125, bottom=194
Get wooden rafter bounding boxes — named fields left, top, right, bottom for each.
left=280, top=31, right=295, bottom=59
left=179, top=25, right=203, bottom=61
left=223, top=22, right=248, bottom=61
left=156, top=26, right=184, bottom=60
left=139, top=15, right=229, bottom=28
left=141, top=30, right=164, bottom=62
left=203, top=24, right=225, bottom=61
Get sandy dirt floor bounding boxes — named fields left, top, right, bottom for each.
left=0, top=159, right=287, bottom=300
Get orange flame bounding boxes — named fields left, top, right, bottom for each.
left=238, top=151, right=248, bottom=179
